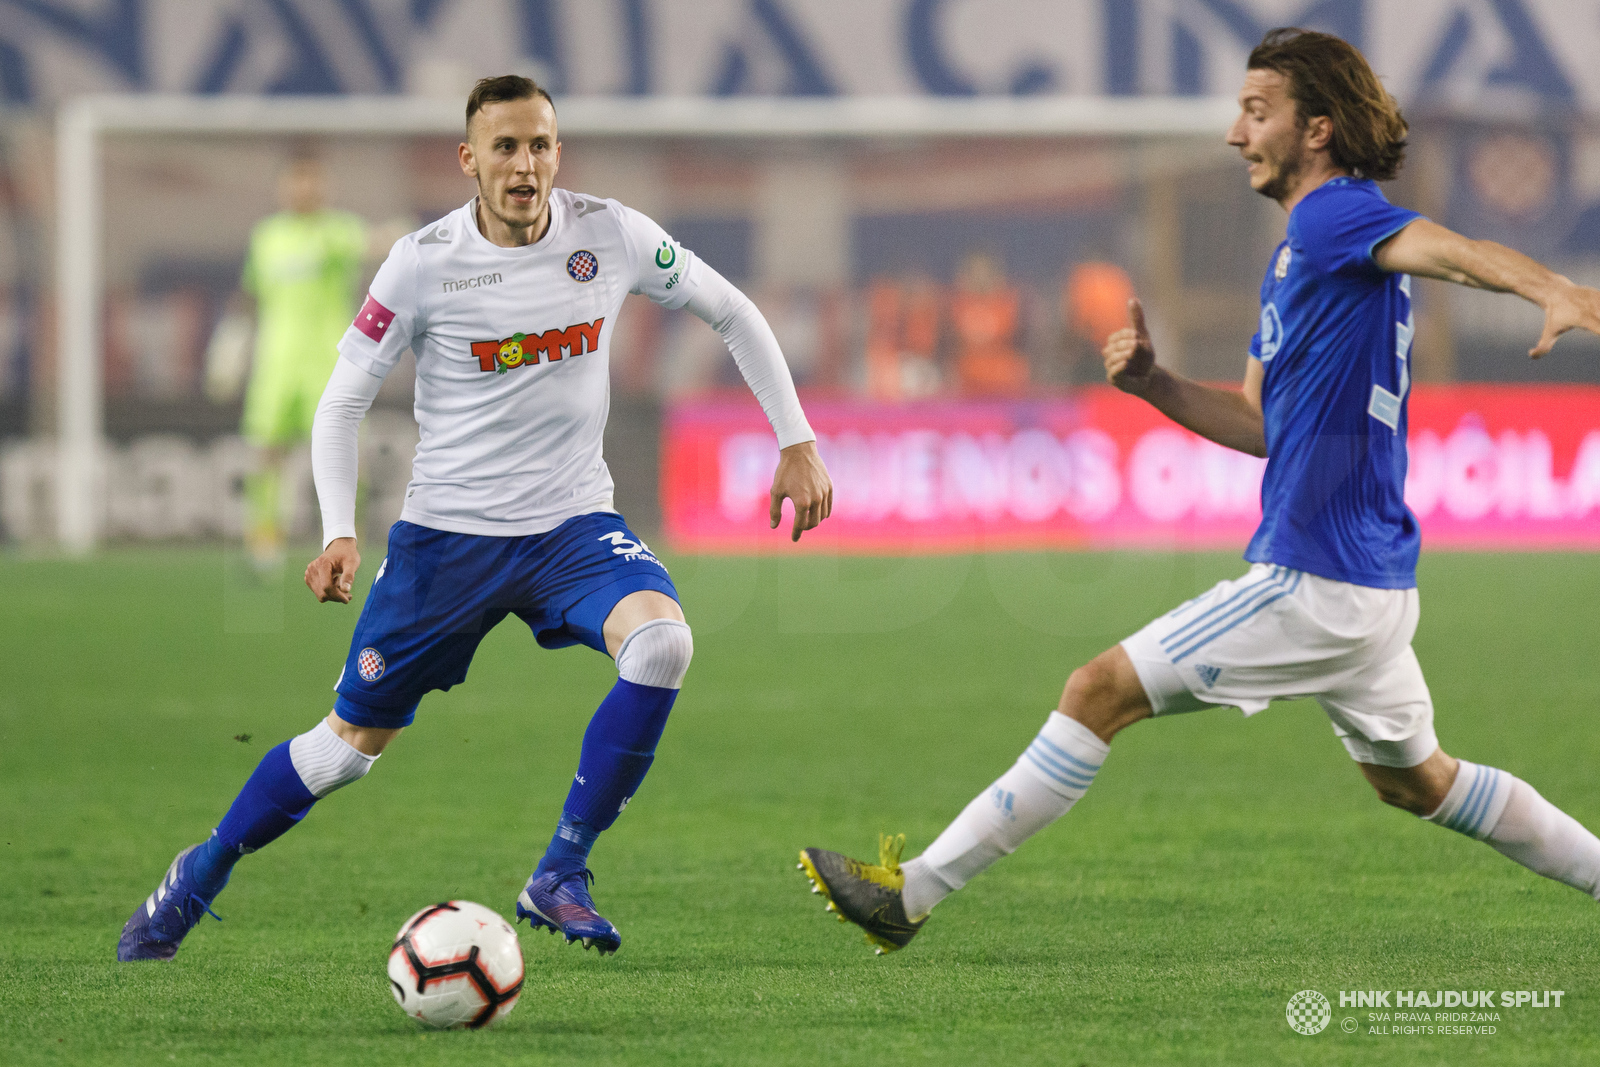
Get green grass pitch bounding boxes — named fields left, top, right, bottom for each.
left=2, top=547, right=1597, bottom=1066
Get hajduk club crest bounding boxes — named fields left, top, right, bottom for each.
left=566, top=250, right=598, bottom=282
left=357, top=647, right=386, bottom=682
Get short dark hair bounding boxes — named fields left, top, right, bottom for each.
left=285, top=138, right=322, bottom=166
left=465, top=75, right=555, bottom=136
left=1248, top=28, right=1407, bottom=181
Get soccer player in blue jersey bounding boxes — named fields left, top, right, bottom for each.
left=801, top=28, right=1600, bottom=954
left=118, top=75, right=832, bottom=961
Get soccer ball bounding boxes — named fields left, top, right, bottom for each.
left=387, top=900, right=525, bottom=1029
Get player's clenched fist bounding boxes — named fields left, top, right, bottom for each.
left=305, top=537, right=361, bottom=604
left=770, top=440, right=833, bottom=542
left=1103, top=297, right=1158, bottom=395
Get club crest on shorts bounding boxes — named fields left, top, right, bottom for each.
left=566, top=250, right=598, bottom=282
left=357, top=647, right=386, bottom=682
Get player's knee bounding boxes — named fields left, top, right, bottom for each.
left=291, top=719, right=380, bottom=798
left=616, top=618, right=693, bottom=690
left=1061, top=655, right=1133, bottom=738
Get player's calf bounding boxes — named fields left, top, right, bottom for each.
left=801, top=709, right=1112, bottom=954
left=896, top=710, right=1111, bottom=921
left=830, top=650, right=1147, bottom=939
left=517, top=618, right=692, bottom=951
left=1360, top=750, right=1457, bottom=815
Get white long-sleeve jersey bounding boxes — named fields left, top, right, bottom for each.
left=313, top=190, right=814, bottom=546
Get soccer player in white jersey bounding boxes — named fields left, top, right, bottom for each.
left=118, top=75, right=832, bottom=961
left=801, top=28, right=1600, bottom=955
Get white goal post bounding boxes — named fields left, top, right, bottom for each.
left=54, top=91, right=1236, bottom=553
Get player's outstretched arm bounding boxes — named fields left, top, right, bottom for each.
left=1104, top=299, right=1267, bottom=457
left=679, top=260, right=834, bottom=540
left=769, top=440, right=833, bottom=542
left=305, top=537, right=361, bottom=604
left=1374, top=218, right=1600, bottom=358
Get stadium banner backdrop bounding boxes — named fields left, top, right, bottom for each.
left=0, top=0, right=1594, bottom=110
left=663, top=385, right=1600, bottom=553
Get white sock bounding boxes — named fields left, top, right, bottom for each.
left=289, top=720, right=378, bottom=797
left=901, top=711, right=1108, bottom=919
left=1425, top=760, right=1514, bottom=840
left=1427, top=760, right=1600, bottom=900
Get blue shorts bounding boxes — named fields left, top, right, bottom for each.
left=332, top=513, right=677, bottom=730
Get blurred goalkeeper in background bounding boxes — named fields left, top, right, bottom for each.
left=208, top=155, right=368, bottom=571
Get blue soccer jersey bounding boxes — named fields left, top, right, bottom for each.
left=1244, top=177, right=1423, bottom=589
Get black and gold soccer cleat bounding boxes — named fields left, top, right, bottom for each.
left=798, top=833, right=925, bottom=955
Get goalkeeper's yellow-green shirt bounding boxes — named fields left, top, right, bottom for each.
left=241, top=210, right=367, bottom=445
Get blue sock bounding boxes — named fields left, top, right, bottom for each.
left=537, top=813, right=601, bottom=875
left=189, top=741, right=317, bottom=898
left=534, top=678, right=677, bottom=877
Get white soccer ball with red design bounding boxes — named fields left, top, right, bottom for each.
left=387, top=900, right=524, bottom=1029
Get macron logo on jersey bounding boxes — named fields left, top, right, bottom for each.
left=354, top=294, right=394, bottom=342
left=471, top=318, right=604, bottom=373
left=443, top=273, right=502, bottom=293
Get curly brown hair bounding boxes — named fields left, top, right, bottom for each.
left=465, top=74, right=555, bottom=136
left=1248, top=28, right=1408, bottom=181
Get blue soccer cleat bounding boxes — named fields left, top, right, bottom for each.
left=514, top=868, right=621, bottom=955
left=117, top=845, right=222, bottom=962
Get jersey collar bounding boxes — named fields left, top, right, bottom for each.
left=462, top=194, right=564, bottom=258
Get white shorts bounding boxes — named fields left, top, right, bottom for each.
left=1121, top=563, right=1438, bottom=768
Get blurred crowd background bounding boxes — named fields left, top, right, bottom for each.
left=1, top=0, right=1598, bottom=545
